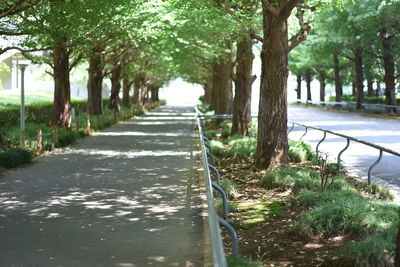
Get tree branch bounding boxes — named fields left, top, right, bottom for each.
left=278, top=0, right=302, bottom=22
left=288, top=24, right=311, bottom=51
left=0, top=0, right=42, bottom=19
left=69, top=54, right=83, bottom=72
left=0, top=30, right=28, bottom=36
left=0, top=46, right=52, bottom=56
left=261, top=0, right=280, bottom=16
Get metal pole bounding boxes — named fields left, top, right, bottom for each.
left=19, top=64, right=27, bottom=134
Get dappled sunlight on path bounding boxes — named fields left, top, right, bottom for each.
left=0, top=106, right=205, bottom=266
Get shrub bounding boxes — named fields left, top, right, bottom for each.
left=260, top=167, right=319, bottom=192
left=294, top=189, right=398, bottom=240
left=0, top=148, right=32, bottom=169
left=288, top=140, right=315, bottom=162
left=227, top=255, right=261, bottom=267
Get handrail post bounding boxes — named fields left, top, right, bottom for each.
left=219, top=218, right=239, bottom=259
left=367, top=150, right=383, bottom=185
left=212, top=182, right=229, bottom=219
left=337, top=139, right=350, bottom=170
left=316, top=131, right=327, bottom=156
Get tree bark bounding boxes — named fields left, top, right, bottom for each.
left=133, top=80, right=140, bottom=105
left=150, top=85, right=159, bottom=102
left=109, top=65, right=122, bottom=112
left=122, top=77, right=131, bottom=107
left=255, top=3, right=288, bottom=170
left=211, top=48, right=233, bottom=114
left=305, top=69, right=312, bottom=101
left=382, top=34, right=396, bottom=108
left=354, top=48, right=364, bottom=109
left=87, top=44, right=103, bottom=115
left=317, top=69, right=326, bottom=102
left=352, top=81, right=356, bottom=97
left=141, top=83, right=148, bottom=106
left=204, top=79, right=212, bottom=105
left=376, top=81, right=381, bottom=97
left=231, top=36, right=255, bottom=136
left=333, top=54, right=342, bottom=102
left=52, top=43, right=71, bottom=127
left=367, top=78, right=374, bottom=97
left=296, top=74, right=301, bottom=100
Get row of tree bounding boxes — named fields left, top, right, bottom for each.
left=4, top=0, right=395, bottom=172
left=290, top=0, right=400, bottom=108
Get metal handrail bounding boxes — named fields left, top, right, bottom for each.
left=295, top=99, right=399, bottom=111
left=198, top=113, right=400, bottom=185
left=195, top=113, right=227, bottom=267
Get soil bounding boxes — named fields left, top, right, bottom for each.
left=217, top=157, right=347, bottom=266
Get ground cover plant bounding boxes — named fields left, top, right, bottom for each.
left=205, top=124, right=398, bottom=266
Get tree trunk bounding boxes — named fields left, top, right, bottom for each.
left=333, top=54, right=342, bottom=102
left=52, top=44, right=71, bottom=127
left=382, top=34, right=396, bottom=108
left=352, top=81, right=356, bottom=97
left=141, top=84, right=148, bottom=106
left=354, top=48, right=364, bottom=109
left=305, top=70, right=312, bottom=101
left=211, top=50, right=233, bottom=114
left=122, top=77, right=131, bottom=107
left=133, top=80, right=140, bottom=105
left=376, top=81, right=381, bottom=97
left=109, top=65, right=122, bottom=112
left=204, top=80, right=212, bottom=105
left=317, top=69, right=326, bottom=102
left=367, top=79, right=374, bottom=97
left=150, top=85, right=159, bottom=102
left=87, top=44, right=104, bottom=116
left=255, top=4, right=288, bottom=170
left=231, top=36, right=255, bottom=136
left=395, top=211, right=400, bottom=267
left=296, top=74, right=301, bottom=100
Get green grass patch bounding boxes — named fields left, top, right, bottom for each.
left=260, top=167, right=320, bottom=192
left=235, top=200, right=284, bottom=228
left=227, top=255, right=262, bottom=267
left=210, top=136, right=256, bottom=159
left=218, top=179, right=239, bottom=199
left=288, top=140, right=315, bottom=163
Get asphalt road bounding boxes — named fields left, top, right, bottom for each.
left=288, top=105, right=400, bottom=198
left=0, top=106, right=207, bottom=267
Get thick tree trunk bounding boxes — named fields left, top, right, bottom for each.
left=354, top=48, right=364, bottom=109
left=376, top=81, right=381, bottom=97
left=317, top=69, right=326, bottom=102
left=382, top=35, right=396, bottom=108
left=87, top=46, right=103, bottom=116
left=52, top=44, right=71, bottom=127
left=333, top=54, right=342, bottom=102
left=352, top=81, right=356, bottom=97
left=296, top=74, right=301, bottom=100
left=150, top=85, right=159, bottom=102
left=231, top=37, right=255, bottom=136
left=255, top=5, right=288, bottom=170
left=367, top=79, right=374, bottom=97
left=122, top=77, right=131, bottom=107
left=109, top=65, right=122, bottom=112
left=133, top=80, right=140, bottom=105
left=141, top=84, right=148, bottom=106
left=211, top=50, right=233, bottom=114
left=305, top=70, right=312, bottom=101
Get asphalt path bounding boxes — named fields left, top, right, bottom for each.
left=0, top=106, right=207, bottom=266
left=288, top=105, right=400, bottom=198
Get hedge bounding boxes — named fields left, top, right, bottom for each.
left=328, top=95, right=400, bottom=104
left=0, top=99, right=110, bottom=127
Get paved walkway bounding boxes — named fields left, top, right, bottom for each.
left=0, top=106, right=206, bottom=266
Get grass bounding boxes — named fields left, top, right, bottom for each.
left=288, top=140, right=315, bottom=162
left=234, top=200, right=284, bottom=229
left=260, top=167, right=320, bottom=192
left=210, top=136, right=256, bottom=159
left=0, top=89, right=53, bottom=105
left=218, top=179, right=239, bottom=199
left=227, top=255, right=262, bottom=267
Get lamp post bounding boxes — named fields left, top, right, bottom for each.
left=18, top=63, right=28, bottom=146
